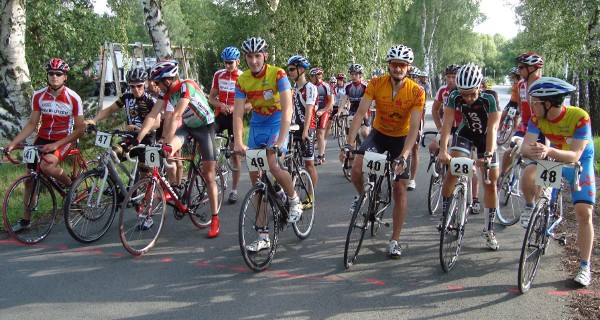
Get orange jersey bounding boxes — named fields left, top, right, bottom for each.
left=364, top=75, right=425, bottom=137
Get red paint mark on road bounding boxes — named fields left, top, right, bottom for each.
left=56, top=245, right=69, bottom=250
left=508, top=288, right=520, bottom=293
left=112, top=253, right=126, bottom=257
left=229, top=267, right=249, bottom=271
left=161, top=258, right=172, bottom=262
left=408, top=282, right=418, bottom=286
left=73, top=249, right=104, bottom=255
left=448, top=285, right=464, bottom=290
left=194, top=262, right=210, bottom=267
left=215, top=264, right=226, bottom=268
left=323, top=275, right=342, bottom=281
left=576, top=289, right=596, bottom=295
left=548, top=291, right=569, bottom=295
left=366, top=278, right=385, bottom=285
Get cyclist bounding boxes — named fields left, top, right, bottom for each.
left=232, top=36, right=303, bottom=252
left=520, top=77, right=595, bottom=287
left=407, top=66, right=426, bottom=191
left=418, top=71, right=431, bottom=98
left=287, top=55, right=318, bottom=206
left=339, top=45, right=425, bottom=259
left=85, top=67, right=159, bottom=174
left=324, top=73, right=347, bottom=139
left=336, top=64, right=370, bottom=140
left=6, top=58, right=85, bottom=232
left=309, top=66, right=334, bottom=165
left=208, top=46, right=252, bottom=204
left=438, top=63, right=501, bottom=250
left=498, top=67, right=521, bottom=135
left=150, top=60, right=221, bottom=238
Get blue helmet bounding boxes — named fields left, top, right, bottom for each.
left=221, top=46, right=240, bottom=61
left=287, top=55, right=310, bottom=69
left=528, top=77, right=576, bottom=97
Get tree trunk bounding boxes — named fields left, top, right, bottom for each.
left=587, top=70, right=600, bottom=136
left=141, top=0, right=173, bottom=60
left=0, top=0, right=32, bottom=140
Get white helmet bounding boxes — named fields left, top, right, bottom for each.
left=528, top=77, right=576, bottom=97
left=456, top=63, right=484, bottom=90
left=241, top=36, right=268, bottom=53
left=385, top=45, right=414, bottom=63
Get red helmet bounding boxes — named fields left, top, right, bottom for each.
left=516, top=52, right=544, bottom=69
left=309, top=67, right=324, bottom=76
left=46, top=58, right=70, bottom=72
left=335, top=73, right=346, bottom=80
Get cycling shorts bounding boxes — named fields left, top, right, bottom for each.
left=359, top=129, right=410, bottom=180
left=248, top=125, right=288, bottom=154
left=28, top=137, right=73, bottom=170
left=317, top=110, right=331, bottom=129
left=214, top=113, right=234, bottom=143
left=174, top=123, right=217, bottom=161
left=450, top=134, right=499, bottom=168
left=563, top=157, right=596, bottom=205
left=292, top=128, right=316, bottom=161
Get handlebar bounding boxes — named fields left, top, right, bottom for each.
left=421, top=131, right=439, bottom=148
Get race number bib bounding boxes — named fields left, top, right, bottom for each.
left=94, top=131, right=112, bottom=148
left=23, top=146, right=37, bottom=164
left=535, top=160, right=563, bottom=189
left=145, top=146, right=161, bottom=167
left=362, top=151, right=387, bottom=177
left=246, top=149, right=269, bottom=171
left=449, top=157, right=475, bottom=177
left=508, top=107, right=517, bottom=117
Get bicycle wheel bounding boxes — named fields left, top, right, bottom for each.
left=371, top=176, right=391, bottom=237
left=187, top=166, right=225, bottom=228
left=428, top=162, right=445, bottom=215
left=343, top=189, right=370, bottom=269
left=497, top=121, right=513, bottom=146
left=292, top=168, right=315, bottom=239
left=3, top=175, right=57, bottom=244
left=239, top=184, right=279, bottom=272
left=337, top=122, right=347, bottom=149
left=439, top=184, right=466, bottom=272
left=64, top=169, right=117, bottom=243
left=119, top=177, right=166, bottom=255
left=518, top=202, right=547, bottom=293
left=342, top=157, right=352, bottom=182
left=497, top=170, right=523, bottom=226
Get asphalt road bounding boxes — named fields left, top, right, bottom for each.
left=1, top=86, right=592, bottom=319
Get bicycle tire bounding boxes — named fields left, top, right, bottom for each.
left=427, top=162, right=445, bottom=215
left=118, top=177, right=166, bottom=255
left=337, top=122, right=347, bottom=149
left=497, top=170, right=523, bottom=226
left=343, top=189, right=370, bottom=269
left=239, top=184, right=279, bottom=272
left=292, top=168, right=315, bottom=239
left=342, top=157, right=352, bottom=182
left=497, top=121, right=514, bottom=146
left=188, top=164, right=225, bottom=228
left=439, top=184, right=466, bottom=272
left=371, top=175, right=391, bottom=237
left=64, top=169, right=117, bottom=243
left=3, top=175, right=57, bottom=244
left=518, top=202, right=547, bottom=293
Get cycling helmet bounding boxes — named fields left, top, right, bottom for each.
left=348, top=64, right=364, bottom=74
left=516, top=52, right=544, bottom=68
left=373, top=68, right=384, bottom=77
left=408, top=66, right=421, bottom=77
left=287, top=55, right=310, bottom=69
left=127, top=67, right=148, bottom=84
left=329, top=77, right=337, bottom=84
left=241, top=36, right=268, bottom=53
left=455, top=63, right=484, bottom=90
left=336, top=73, right=346, bottom=79
left=309, top=67, right=324, bottom=76
left=221, top=46, right=241, bottom=61
left=528, top=77, right=576, bottom=98
left=150, top=60, right=179, bottom=80
left=419, top=71, right=428, bottom=77
left=445, top=64, right=460, bottom=75
left=46, top=58, right=70, bottom=72
left=385, top=44, right=414, bottom=63
left=509, top=67, right=519, bottom=75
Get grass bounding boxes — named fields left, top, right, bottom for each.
left=594, top=136, right=600, bottom=167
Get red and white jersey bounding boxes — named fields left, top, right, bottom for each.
left=517, top=77, right=540, bottom=132
left=435, top=85, right=461, bottom=127
left=211, top=68, right=243, bottom=116
left=32, top=86, right=83, bottom=141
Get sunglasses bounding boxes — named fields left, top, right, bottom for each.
left=129, top=84, right=144, bottom=89
left=287, top=67, right=297, bottom=72
left=224, top=60, right=235, bottom=65
left=47, top=71, right=64, bottom=77
left=389, top=62, right=408, bottom=69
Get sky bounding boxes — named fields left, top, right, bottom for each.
left=474, top=0, right=521, bottom=39
left=94, top=0, right=522, bottom=39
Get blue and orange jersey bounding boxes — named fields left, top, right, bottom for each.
left=528, top=106, right=594, bottom=161
left=234, top=64, right=292, bottom=126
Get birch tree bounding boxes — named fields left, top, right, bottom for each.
left=141, top=0, right=173, bottom=60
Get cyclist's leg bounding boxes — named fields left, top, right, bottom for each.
left=300, top=129, right=318, bottom=190
left=191, top=123, right=220, bottom=216
left=316, top=110, right=330, bottom=161
left=166, top=126, right=187, bottom=186
left=40, top=141, right=74, bottom=187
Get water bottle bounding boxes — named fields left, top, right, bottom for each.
left=274, top=183, right=287, bottom=203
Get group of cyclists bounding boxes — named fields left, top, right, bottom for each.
left=3, top=36, right=595, bottom=287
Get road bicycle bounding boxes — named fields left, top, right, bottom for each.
left=118, top=140, right=225, bottom=255
left=438, top=146, right=490, bottom=272
left=496, top=137, right=526, bottom=226
left=421, top=131, right=447, bottom=215
left=343, top=149, right=394, bottom=269
left=214, top=133, right=235, bottom=187
left=238, top=139, right=315, bottom=272
left=63, top=128, right=143, bottom=243
left=518, top=160, right=580, bottom=293
left=2, top=144, right=90, bottom=244
left=497, top=106, right=519, bottom=146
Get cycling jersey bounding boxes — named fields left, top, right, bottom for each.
left=436, top=85, right=462, bottom=127
left=364, top=75, right=425, bottom=137
left=517, top=76, right=540, bottom=132
left=314, top=80, right=333, bottom=110
left=528, top=106, right=595, bottom=204
left=163, top=79, right=214, bottom=128
left=115, top=92, right=156, bottom=127
left=211, top=68, right=243, bottom=116
left=32, top=86, right=83, bottom=141
left=344, top=80, right=368, bottom=113
left=292, top=82, right=317, bottom=129
left=235, top=64, right=292, bottom=127
left=333, top=85, right=345, bottom=107
left=447, top=90, right=499, bottom=135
